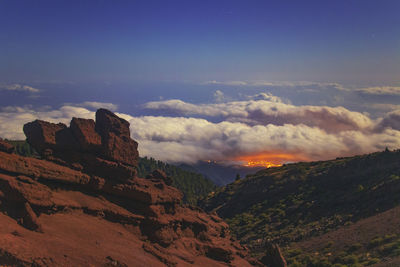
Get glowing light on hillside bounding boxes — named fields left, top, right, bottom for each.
left=236, top=152, right=307, bottom=168
left=244, top=160, right=282, bottom=168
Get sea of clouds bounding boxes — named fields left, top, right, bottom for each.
left=1, top=91, right=400, bottom=165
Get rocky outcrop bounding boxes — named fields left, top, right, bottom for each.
left=23, top=109, right=138, bottom=182
left=0, top=109, right=263, bottom=267
left=147, top=169, right=173, bottom=186
left=95, top=108, right=138, bottom=166
left=23, top=120, right=79, bottom=153
left=70, top=118, right=102, bottom=151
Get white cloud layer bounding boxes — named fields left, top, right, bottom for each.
left=203, top=80, right=346, bottom=91
left=356, top=86, right=400, bottom=96
left=0, top=84, right=40, bottom=93
left=213, top=90, right=225, bottom=103
left=0, top=106, right=94, bottom=140
left=125, top=115, right=400, bottom=163
left=145, top=99, right=374, bottom=133
left=1, top=97, right=400, bottom=164
left=376, top=110, right=400, bottom=131
left=246, top=92, right=284, bottom=103
left=69, top=101, right=118, bottom=111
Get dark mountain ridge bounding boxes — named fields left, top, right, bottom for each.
left=179, top=161, right=264, bottom=186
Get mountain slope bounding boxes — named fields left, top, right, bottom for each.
left=201, top=149, right=400, bottom=266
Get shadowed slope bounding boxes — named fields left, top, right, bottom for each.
left=202, top=150, right=400, bottom=266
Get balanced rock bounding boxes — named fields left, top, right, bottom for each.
left=95, top=109, right=138, bottom=166
left=95, top=108, right=130, bottom=137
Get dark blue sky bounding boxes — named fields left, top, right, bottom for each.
left=0, top=0, right=399, bottom=115
left=1, top=0, right=399, bottom=83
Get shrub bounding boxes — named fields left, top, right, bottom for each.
left=368, top=237, right=384, bottom=248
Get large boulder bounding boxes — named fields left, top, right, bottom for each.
left=95, top=109, right=130, bottom=137
left=95, top=109, right=138, bottom=167
left=70, top=118, right=102, bottom=152
left=23, top=120, right=65, bottom=152
left=23, top=120, right=79, bottom=153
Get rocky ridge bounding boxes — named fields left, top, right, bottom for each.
left=0, top=109, right=268, bottom=266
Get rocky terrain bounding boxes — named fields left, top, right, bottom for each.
left=0, top=109, right=282, bottom=266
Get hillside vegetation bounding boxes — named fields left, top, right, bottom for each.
left=137, top=157, right=216, bottom=205
left=6, top=140, right=39, bottom=158
left=201, top=149, right=400, bottom=266
left=8, top=140, right=216, bottom=206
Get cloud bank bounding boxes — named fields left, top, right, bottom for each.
left=1, top=96, right=400, bottom=165
left=0, top=106, right=94, bottom=140
left=144, top=99, right=373, bottom=133
left=0, top=84, right=40, bottom=93
left=68, top=101, right=118, bottom=111
left=357, top=86, right=400, bottom=96
left=203, top=80, right=345, bottom=91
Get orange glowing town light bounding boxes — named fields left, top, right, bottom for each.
left=244, top=160, right=282, bottom=168
left=236, top=152, right=307, bottom=168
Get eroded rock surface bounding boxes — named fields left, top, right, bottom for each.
left=95, top=108, right=138, bottom=166
left=70, top=117, right=102, bottom=151
left=0, top=109, right=264, bottom=267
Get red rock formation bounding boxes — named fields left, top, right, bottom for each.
left=23, top=120, right=79, bottom=154
left=95, top=108, right=138, bottom=166
left=147, top=169, right=173, bottom=186
left=23, top=109, right=138, bottom=182
left=70, top=117, right=102, bottom=151
left=0, top=109, right=264, bottom=267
